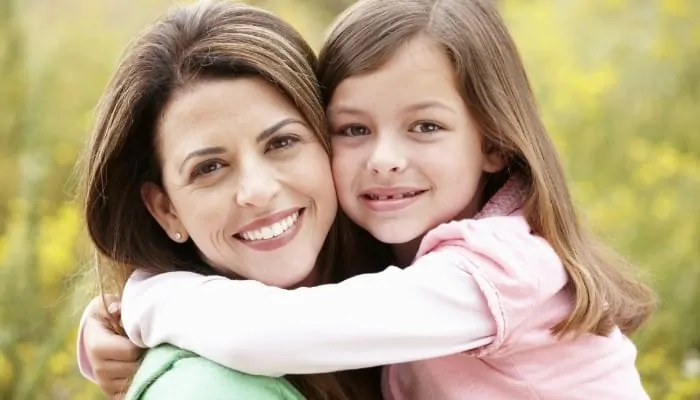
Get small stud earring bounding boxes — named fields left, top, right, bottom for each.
left=175, top=232, right=182, bottom=241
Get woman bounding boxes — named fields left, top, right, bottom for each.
left=77, top=1, right=386, bottom=398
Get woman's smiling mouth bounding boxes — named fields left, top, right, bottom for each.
left=234, top=208, right=306, bottom=251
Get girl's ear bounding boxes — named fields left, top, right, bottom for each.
left=141, top=182, right=189, bottom=243
left=483, top=145, right=506, bottom=173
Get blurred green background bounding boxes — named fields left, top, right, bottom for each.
left=0, top=0, right=698, bottom=398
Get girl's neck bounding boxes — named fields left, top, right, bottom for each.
left=389, top=173, right=520, bottom=268
left=391, top=236, right=423, bottom=268
left=390, top=187, right=484, bottom=268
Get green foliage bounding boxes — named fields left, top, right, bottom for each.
left=0, top=0, right=697, bottom=398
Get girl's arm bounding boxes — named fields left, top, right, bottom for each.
left=77, top=295, right=144, bottom=394
left=122, top=246, right=497, bottom=377
left=76, top=297, right=99, bottom=382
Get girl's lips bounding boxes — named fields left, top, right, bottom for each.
left=361, top=189, right=428, bottom=201
left=360, top=190, right=428, bottom=212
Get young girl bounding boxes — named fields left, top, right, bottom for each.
left=82, top=0, right=656, bottom=398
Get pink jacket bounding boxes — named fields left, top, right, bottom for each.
left=77, top=176, right=649, bottom=399
left=383, top=213, right=647, bottom=399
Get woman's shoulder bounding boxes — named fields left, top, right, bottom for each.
left=126, top=344, right=304, bottom=400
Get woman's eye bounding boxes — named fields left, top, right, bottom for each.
left=266, top=135, right=300, bottom=152
left=410, top=122, right=441, bottom=134
left=339, top=125, right=370, bottom=137
left=192, top=161, right=223, bottom=178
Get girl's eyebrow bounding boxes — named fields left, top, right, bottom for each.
left=404, top=100, right=456, bottom=115
left=329, top=100, right=457, bottom=117
left=327, top=104, right=365, bottom=116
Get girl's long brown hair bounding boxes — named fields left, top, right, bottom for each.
left=318, top=0, right=656, bottom=337
left=78, top=1, right=381, bottom=398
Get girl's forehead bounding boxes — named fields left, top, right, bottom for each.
left=327, top=37, right=462, bottom=116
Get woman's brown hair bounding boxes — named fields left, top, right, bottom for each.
left=318, top=0, right=656, bottom=337
left=79, top=1, right=381, bottom=398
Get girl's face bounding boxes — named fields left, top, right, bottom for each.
left=327, top=36, right=503, bottom=255
left=143, top=77, right=337, bottom=288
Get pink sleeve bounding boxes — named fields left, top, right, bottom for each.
left=76, top=302, right=96, bottom=382
left=121, top=256, right=497, bottom=376
left=416, top=215, right=569, bottom=357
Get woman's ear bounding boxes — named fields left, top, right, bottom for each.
left=141, top=182, right=189, bottom=242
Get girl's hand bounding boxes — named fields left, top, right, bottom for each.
left=83, top=295, right=144, bottom=399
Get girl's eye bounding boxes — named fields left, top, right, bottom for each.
left=192, top=161, right=224, bottom=178
left=339, top=125, right=370, bottom=137
left=266, top=134, right=301, bottom=152
left=410, top=122, right=442, bottom=134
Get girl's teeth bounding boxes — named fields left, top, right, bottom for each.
left=368, top=191, right=421, bottom=200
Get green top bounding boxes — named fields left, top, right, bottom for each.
left=125, top=345, right=305, bottom=400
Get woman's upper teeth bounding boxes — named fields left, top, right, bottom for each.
left=239, top=211, right=299, bottom=241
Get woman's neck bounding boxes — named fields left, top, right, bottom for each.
left=292, top=267, right=320, bottom=288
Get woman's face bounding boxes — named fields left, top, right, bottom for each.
left=143, top=77, right=337, bottom=288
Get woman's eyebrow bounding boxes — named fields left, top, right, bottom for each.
left=179, top=146, right=226, bottom=174
left=256, top=117, right=305, bottom=143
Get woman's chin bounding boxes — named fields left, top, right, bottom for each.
left=263, top=266, right=318, bottom=289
